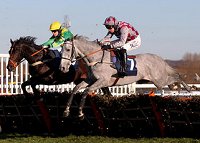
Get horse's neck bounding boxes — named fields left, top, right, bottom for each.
left=75, top=41, right=109, bottom=63
left=24, top=45, right=43, bottom=64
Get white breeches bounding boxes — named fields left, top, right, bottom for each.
left=122, top=35, right=141, bottom=51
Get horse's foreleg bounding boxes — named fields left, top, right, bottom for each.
left=63, top=81, right=88, bottom=117
left=21, top=80, right=37, bottom=103
left=31, top=83, right=41, bottom=96
left=78, top=78, right=106, bottom=118
left=78, top=91, right=88, bottom=118
left=63, top=93, right=74, bottom=117
left=21, top=80, right=31, bottom=95
left=101, top=87, right=112, bottom=96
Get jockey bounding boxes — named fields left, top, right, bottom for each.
left=42, top=21, right=73, bottom=59
left=101, top=16, right=141, bottom=76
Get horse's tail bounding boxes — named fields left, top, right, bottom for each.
left=165, top=62, right=177, bottom=76
left=165, top=63, right=191, bottom=92
left=164, top=61, right=190, bottom=91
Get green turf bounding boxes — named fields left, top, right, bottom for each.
left=0, top=134, right=200, bottom=143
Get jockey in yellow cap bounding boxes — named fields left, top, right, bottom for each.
left=42, top=21, right=73, bottom=59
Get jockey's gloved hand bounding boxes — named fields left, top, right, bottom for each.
left=101, top=45, right=112, bottom=50
left=43, top=45, right=50, bottom=49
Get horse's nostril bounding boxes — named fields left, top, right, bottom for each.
left=59, top=66, right=65, bottom=71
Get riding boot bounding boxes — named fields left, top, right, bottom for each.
left=118, top=49, right=127, bottom=77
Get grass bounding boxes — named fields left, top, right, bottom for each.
left=0, top=134, right=200, bottom=143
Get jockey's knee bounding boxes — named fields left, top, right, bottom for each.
left=111, top=56, right=117, bottom=63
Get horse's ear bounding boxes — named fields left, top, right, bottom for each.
left=10, top=39, right=14, bottom=45
left=74, top=34, right=78, bottom=39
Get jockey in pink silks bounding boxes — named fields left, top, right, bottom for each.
left=101, top=16, right=141, bottom=76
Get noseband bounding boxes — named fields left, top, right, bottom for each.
left=8, top=59, right=18, bottom=68
left=8, top=56, right=25, bottom=69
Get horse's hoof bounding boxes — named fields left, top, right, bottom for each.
left=63, top=110, right=70, bottom=117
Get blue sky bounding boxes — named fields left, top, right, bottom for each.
left=0, top=0, right=200, bottom=60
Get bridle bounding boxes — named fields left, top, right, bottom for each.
left=8, top=53, right=26, bottom=69
left=61, top=40, right=77, bottom=63
left=8, top=58, right=19, bottom=69
left=61, top=40, right=82, bottom=64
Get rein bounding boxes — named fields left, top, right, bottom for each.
left=74, top=48, right=114, bottom=65
left=30, top=46, right=50, bottom=66
left=31, top=47, right=45, bottom=57
left=75, top=48, right=103, bottom=62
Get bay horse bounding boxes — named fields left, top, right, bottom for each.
left=60, top=35, right=191, bottom=118
left=6, top=36, right=111, bottom=98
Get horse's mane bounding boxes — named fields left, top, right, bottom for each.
left=74, top=35, right=100, bottom=47
left=15, top=36, right=37, bottom=46
left=74, top=35, right=89, bottom=40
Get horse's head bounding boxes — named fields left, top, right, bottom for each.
left=7, top=39, right=25, bottom=72
left=60, top=40, right=75, bottom=73
left=60, top=35, right=103, bottom=73
left=7, top=36, right=38, bottom=72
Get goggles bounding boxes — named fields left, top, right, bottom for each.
left=51, top=30, right=58, bottom=33
left=105, top=25, right=113, bottom=30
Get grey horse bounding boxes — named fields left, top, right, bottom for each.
left=60, top=36, right=191, bottom=118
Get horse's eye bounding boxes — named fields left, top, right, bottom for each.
left=66, top=49, right=70, bottom=52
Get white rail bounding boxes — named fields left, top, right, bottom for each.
left=1, top=54, right=200, bottom=96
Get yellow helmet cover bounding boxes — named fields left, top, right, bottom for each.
left=49, top=21, right=61, bottom=31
